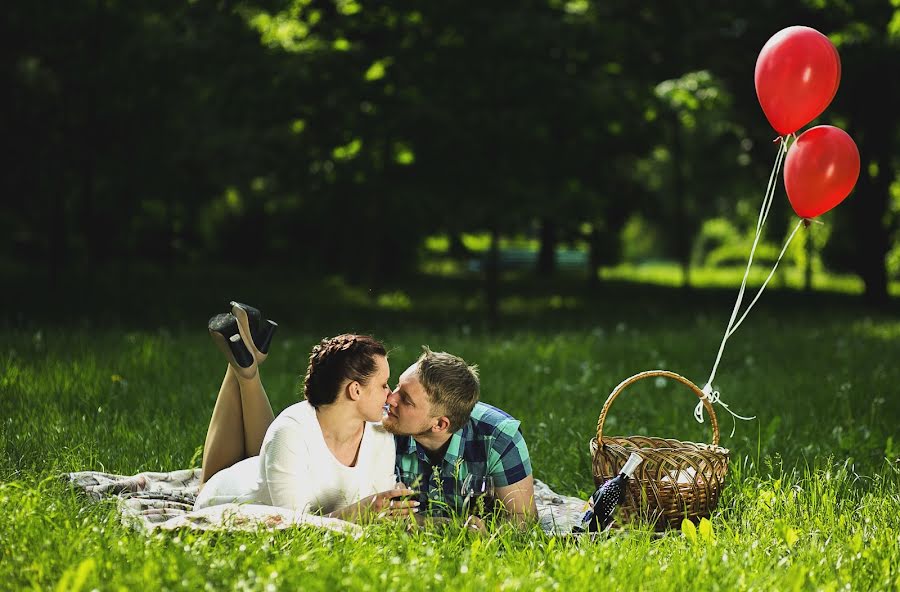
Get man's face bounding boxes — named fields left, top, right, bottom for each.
left=382, top=362, right=439, bottom=436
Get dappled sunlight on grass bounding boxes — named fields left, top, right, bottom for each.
left=376, top=291, right=412, bottom=311
left=500, top=294, right=581, bottom=314
left=600, top=262, right=871, bottom=294
left=850, top=318, right=900, bottom=341
left=419, top=258, right=466, bottom=275
left=417, top=231, right=899, bottom=298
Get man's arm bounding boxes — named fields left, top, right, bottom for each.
left=483, top=419, right=536, bottom=528
left=494, top=474, right=537, bottom=526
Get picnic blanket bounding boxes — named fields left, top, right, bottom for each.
left=65, top=469, right=588, bottom=536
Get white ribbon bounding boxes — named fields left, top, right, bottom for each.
left=696, top=135, right=802, bottom=433
left=695, top=382, right=756, bottom=438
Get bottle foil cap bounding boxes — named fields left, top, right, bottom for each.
left=621, top=452, right=643, bottom=478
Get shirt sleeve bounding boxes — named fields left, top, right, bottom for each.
left=262, top=418, right=317, bottom=513
left=486, top=419, right=533, bottom=487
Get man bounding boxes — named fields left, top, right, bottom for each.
left=381, top=347, right=536, bottom=525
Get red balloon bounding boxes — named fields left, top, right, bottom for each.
left=784, top=125, right=860, bottom=219
left=827, top=40, right=841, bottom=105
left=755, top=26, right=841, bottom=135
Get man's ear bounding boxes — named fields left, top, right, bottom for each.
left=432, top=416, right=452, bottom=433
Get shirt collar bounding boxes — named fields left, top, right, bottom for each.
left=441, top=419, right=471, bottom=466
left=397, top=434, right=417, bottom=455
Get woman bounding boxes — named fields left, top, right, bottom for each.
left=194, top=302, right=416, bottom=522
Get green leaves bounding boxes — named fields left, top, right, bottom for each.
left=682, top=517, right=715, bottom=544
left=245, top=11, right=312, bottom=52
left=681, top=518, right=698, bottom=543
left=364, top=58, right=393, bottom=82
left=393, top=142, right=415, bottom=165
left=888, top=9, right=900, bottom=39
left=332, top=138, right=363, bottom=161
left=335, top=0, right=362, bottom=16
left=698, top=518, right=714, bottom=543
left=290, top=119, right=307, bottom=134
left=775, top=519, right=800, bottom=549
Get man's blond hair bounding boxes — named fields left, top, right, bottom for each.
left=416, top=346, right=480, bottom=432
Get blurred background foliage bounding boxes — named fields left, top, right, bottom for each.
left=2, top=0, right=898, bottom=324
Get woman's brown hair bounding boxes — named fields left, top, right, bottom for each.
left=303, top=334, right=387, bottom=407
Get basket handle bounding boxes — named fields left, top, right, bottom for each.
left=596, top=370, right=720, bottom=447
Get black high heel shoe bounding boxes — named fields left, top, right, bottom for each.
left=208, top=302, right=278, bottom=368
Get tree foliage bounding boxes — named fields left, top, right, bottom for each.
left=3, top=0, right=897, bottom=301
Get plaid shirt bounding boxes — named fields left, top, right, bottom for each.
left=394, top=402, right=532, bottom=516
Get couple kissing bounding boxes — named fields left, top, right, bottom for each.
left=194, top=302, right=536, bottom=530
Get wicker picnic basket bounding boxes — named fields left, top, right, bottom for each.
left=589, top=370, right=730, bottom=530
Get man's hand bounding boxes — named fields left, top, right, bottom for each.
left=330, top=487, right=419, bottom=523
left=464, top=515, right=487, bottom=534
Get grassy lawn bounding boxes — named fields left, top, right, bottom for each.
left=1, top=276, right=899, bottom=590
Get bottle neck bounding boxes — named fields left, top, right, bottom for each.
left=619, top=452, right=643, bottom=479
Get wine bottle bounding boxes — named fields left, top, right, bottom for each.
left=574, top=452, right=643, bottom=533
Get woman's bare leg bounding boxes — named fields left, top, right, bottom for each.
left=199, top=366, right=275, bottom=485
left=235, top=371, right=275, bottom=458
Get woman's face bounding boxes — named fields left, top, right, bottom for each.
left=358, top=355, right=391, bottom=422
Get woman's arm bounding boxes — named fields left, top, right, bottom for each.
left=263, top=419, right=319, bottom=513
left=266, top=419, right=417, bottom=522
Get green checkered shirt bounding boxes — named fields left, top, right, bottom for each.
left=394, top=402, right=532, bottom=516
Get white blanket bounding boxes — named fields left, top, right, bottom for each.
left=66, top=469, right=588, bottom=536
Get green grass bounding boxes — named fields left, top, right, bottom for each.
left=2, top=283, right=900, bottom=590
left=600, top=262, right=900, bottom=296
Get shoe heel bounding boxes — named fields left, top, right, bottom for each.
left=231, top=302, right=261, bottom=331
left=227, top=333, right=255, bottom=368
left=256, top=320, right=278, bottom=354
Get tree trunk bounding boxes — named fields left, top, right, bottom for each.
left=485, top=224, right=500, bottom=329
left=79, top=153, right=100, bottom=285
left=587, top=226, right=600, bottom=290
left=448, top=233, right=469, bottom=259
left=164, top=191, right=177, bottom=279
left=804, top=226, right=814, bottom=293
left=365, top=189, right=383, bottom=296
left=670, top=113, right=692, bottom=289
left=850, top=151, right=890, bottom=306
left=846, top=96, right=892, bottom=307
left=842, top=41, right=895, bottom=307
left=48, top=178, right=65, bottom=299
left=536, top=217, right=557, bottom=277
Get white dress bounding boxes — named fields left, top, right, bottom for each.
left=194, top=401, right=396, bottom=514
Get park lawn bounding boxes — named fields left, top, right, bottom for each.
left=1, top=301, right=899, bottom=591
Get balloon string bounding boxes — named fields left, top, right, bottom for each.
left=696, top=136, right=788, bottom=429
left=756, top=138, right=784, bottom=234
left=703, top=137, right=784, bottom=387
left=694, top=384, right=755, bottom=438
left=727, top=218, right=805, bottom=338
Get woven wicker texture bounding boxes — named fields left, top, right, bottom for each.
left=590, top=370, right=730, bottom=530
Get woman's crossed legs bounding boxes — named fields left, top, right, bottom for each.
left=199, top=304, right=275, bottom=486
